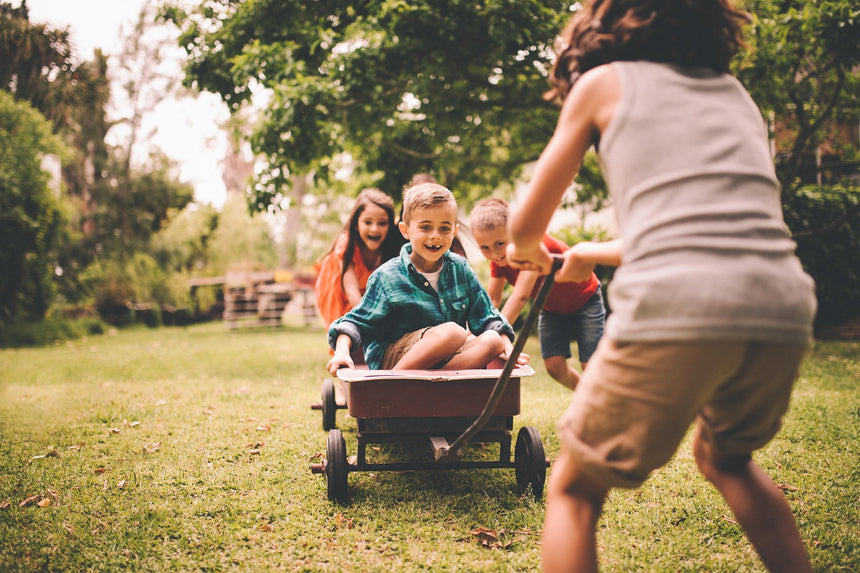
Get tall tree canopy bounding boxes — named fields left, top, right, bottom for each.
left=165, top=0, right=572, bottom=207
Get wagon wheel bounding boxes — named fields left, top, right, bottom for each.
left=515, top=426, right=546, bottom=499
left=321, top=378, right=337, bottom=431
left=325, top=429, right=349, bottom=504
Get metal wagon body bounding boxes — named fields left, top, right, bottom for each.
left=310, top=366, right=548, bottom=504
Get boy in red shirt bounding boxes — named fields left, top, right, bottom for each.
left=470, top=198, right=605, bottom=389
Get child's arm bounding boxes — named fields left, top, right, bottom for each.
left=486, top=275, right=506, bottom=308
left=558, top=239, right=623, bottom=282
left=341, top=264, right=363, bottom=307
left=509, top=65, right=619, bottom=273
left=499, top=270, right=540, bottom=326
left=326, top=333, right=355, bottom=375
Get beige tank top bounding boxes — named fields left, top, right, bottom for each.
left=597, top=61, right=816, bottom=342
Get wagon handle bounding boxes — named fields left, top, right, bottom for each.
left=437, top=254, right=564, bottom=461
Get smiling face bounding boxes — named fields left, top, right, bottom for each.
left=473, top=225, right=510, bottom=267
left=356, top=202, right=390, bottom=253
left=399, top=203, right=459, bottom=273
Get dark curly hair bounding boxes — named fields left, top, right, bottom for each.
left=546, top=0, right=751, bottom=102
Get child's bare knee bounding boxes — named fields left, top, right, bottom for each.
left=692, top=425, right=750, bottom=482
left=477, top=330, right=504, bottom=354
left=428, top=322, right=468, bottom=350
left=544, top=356, right=568, bottom=379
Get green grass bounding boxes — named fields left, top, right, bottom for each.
left=0, top=322, right=857, bottom=571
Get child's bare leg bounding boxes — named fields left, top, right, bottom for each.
left=393, top=323, right=468, bottom=370
left=543, top=355, right=581, bottom=390
left=692, top=425, right=812, bottom=573
left=444, top=330, right=505, bottom=370
left=542, top=448, right=608, bottom=573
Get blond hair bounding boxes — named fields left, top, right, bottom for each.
left=401, top=182, right=457, bottom=224
left=469, top=197, right=509, bottom=232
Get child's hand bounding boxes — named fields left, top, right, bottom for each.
left=326, top=351, right=354, bottom=376
left=558, top=243, right=597, bottom=282
left=507, top=242, right=553, bottom=275
left=501, top=337, right=530, bottom=366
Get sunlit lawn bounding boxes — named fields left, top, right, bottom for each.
left=0, top=319, right=857, bottom=571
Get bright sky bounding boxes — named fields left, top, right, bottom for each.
left=20, top=0, right=230, bottom=207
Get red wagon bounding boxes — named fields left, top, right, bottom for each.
left=311, top=257, right=563, bottom=504
left=310, top=365, right=547, bottom=504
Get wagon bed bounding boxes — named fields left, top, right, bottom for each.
left=310, top=365, right=548, bottom=504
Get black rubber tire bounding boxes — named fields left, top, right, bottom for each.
left=321, top=379, right=337, bottom=431
left=325, top=429, right=349, bottom=504
left=515, top=426, right=546, bottom=499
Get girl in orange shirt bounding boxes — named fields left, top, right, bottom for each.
left=315, top=188, right=403, bottom=327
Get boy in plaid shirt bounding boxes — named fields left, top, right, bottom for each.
left=327, top=183, right=526, bottom=373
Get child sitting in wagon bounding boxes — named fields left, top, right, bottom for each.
left=326, top=182, right=528, bottom=374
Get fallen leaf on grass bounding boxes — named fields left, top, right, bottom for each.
left=63, top=522, right=74, bottom=535
left=31, top=449, right=61, bottom=460
left=0, top=500, right=11, bottom=510
left=37, top=498, right=51, bottom=507
left=93, top=467, right=107, bottom=475
left=259, top=523, right=275, bottom=532
left=248, top=449, right=261, bottom=455
left=142, top=442, right=161, bottom=454
left=19, top=495, right=40, bottom=507
left=471, top=527, right=515, bottom=550
left=117, top=479, right=126, bottom=490
left=333, top=513, right=354, bottom=529
left=109, top=428, right=122, bottom=435
left=123, top=420, right=141, bottom=428
left=256, top=424, right=271, bottom=432
left=47, top=488, right=58, bottom=500
left=777, top=483, right=799, bottom=492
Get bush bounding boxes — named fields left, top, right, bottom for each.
left=784, top=184, right=860, bottom=328
left=0, top=316, right=109, bottom=348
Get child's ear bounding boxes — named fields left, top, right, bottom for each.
left=398, top=220, right=409, bottom=239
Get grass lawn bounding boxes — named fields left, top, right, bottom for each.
left=0, top=320, right=857, bottom=571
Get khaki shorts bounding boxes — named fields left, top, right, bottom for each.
left=381, top=328, right=432, bottom=369
left=559, top=338, right=809, bottom=489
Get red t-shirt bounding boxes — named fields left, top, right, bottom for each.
left=490, top=234, right=600, bottom=314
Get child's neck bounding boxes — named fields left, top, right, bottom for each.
left=410, top=252, right=444, bottom=274
left=358, top=244, right=382, bottom=269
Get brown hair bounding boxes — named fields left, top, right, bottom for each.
left=547, top=0, right=751, bottom=102
left=401, top=182, right=457, bottom=224
left=338, top=188, right=402, bottom=283
left=469, top=197, right=510, bottom=232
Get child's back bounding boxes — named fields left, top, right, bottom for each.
left=601, top=61, right=815, bottom=343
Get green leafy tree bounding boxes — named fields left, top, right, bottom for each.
left=736, top=0, right=860, bottom=327
left=737, top=0, right=859, bottom=193
left=165, top=0, right=570, bottom=206
left=0, top=91, right=66, bottom=325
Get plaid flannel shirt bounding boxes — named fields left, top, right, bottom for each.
left=328, top=243, right=514, bottom=370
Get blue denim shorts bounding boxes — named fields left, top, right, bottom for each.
left=538, top=289, right=606, bottom=363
